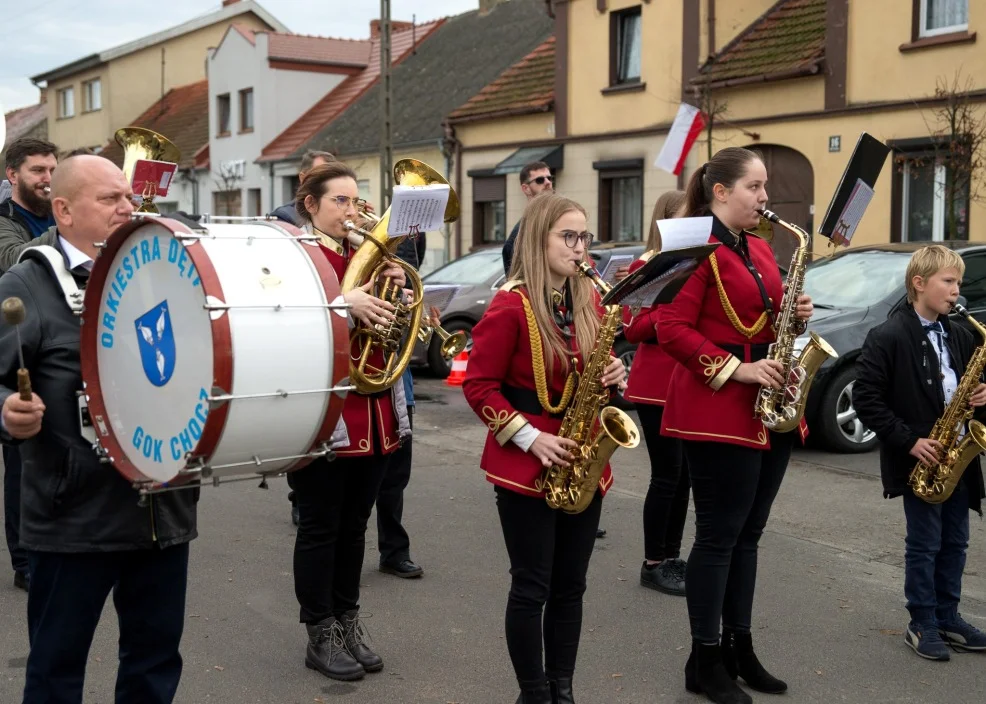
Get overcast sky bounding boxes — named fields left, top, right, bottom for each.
left=0, top=0, right=480, bottom=112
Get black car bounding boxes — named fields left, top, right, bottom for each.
left=799, top=241, right=986, bottom=453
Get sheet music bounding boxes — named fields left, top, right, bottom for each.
left=387, top=184, right=450, bottom=238
left=600, top=254, right=636, bottom=286
left=655, top=216, right=712, bottom=251
left=421, top=285, right=459, bottom=314
left=617, top=260, right=696, bottom=308
left=830, top=179, right=874, bottom=247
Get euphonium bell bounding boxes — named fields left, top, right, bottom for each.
left=341, top=158, right=460, bottom=394
left=115, top=127, right=181, bottom=214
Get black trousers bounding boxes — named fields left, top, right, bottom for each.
left=495, top=486, right=602, bottom=688
left=293, top=451, right=389, bottom=623
left=683, top=432, right=793, bottom=644
left=24, top=544, right=189, bottom=704
left=637, top=405, right=690, bottom=562
left=377, top=410, right=413, bottom=564
left=3, top=445, right=27, bottom=575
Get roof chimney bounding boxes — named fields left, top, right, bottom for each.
left=479, top=0, right=510, bottom=15
left=222, top=0, right=240, bottom=6
left=39, top=87, right=48, bottom=104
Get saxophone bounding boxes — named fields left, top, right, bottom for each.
left=540, top=262, right=641, bottom=514
left=909, top=303, right=986, bottom=503
left=753, top=209, right=838, bottom=432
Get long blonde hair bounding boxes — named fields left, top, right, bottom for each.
left=646, top=190, right=687, bottom=251
left=508, top=193, right=600, bottom=374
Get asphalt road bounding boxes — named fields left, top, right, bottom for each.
left=1, top=377, right=984, bottom=703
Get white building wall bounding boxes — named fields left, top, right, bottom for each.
left=204, top=30, right=345, bottom=216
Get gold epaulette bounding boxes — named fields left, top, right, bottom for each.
left=500, top=279, right=525, bottom=292
left=638, top=250, right=657, bottom=264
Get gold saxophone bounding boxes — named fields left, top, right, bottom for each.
left=909, top=303, right=986, bottom=503
left=754, top=209, right=837, bottom=432
left=540, top=262, right=640, bottom=514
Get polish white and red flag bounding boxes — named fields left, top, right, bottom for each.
left=655, top=103, right=707, bottom=175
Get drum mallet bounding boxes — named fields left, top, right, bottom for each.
left=2, top=297, right=33, bottom=401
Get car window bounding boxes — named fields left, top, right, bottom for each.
left=803, top=250, right=911, bottom=308
left=423, top=250, right=503, bottom=285
left=960, top=254, right=986, bottom=312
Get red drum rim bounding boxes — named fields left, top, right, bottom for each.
left=264, top=220, right=349, bottom=471
left=81, top=217, right=233, bottom=487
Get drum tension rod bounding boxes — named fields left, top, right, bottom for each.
left=207, top=384, right=355, bottom=409
left=202, top=302, right=351, bottom=312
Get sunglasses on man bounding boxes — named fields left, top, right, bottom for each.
left=525, top=175, right=553, bottom=186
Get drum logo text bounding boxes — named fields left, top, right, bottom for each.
left=134, top=301, right=176, bottom=386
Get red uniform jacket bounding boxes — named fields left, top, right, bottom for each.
left=657, top=217, right=808, bottom=449
left=319, top=238, right=399, bottom=457
left=623, top=254, right=678, bottom=407
left=462, top=284, right=614, bottom=498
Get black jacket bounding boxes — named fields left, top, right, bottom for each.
left=395, top=232, right=427, bottom=272
left=853, top=303, right=985, bottom=512
left=268, top=202, right=300, bottom=226
left=501, top=220, right=521, bottom=277
left=0, top=198, right=35, bottom=273
left=0, top=242, right=198, bottom=551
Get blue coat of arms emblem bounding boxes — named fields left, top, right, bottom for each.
left=134, top=301, right=176, bottom=386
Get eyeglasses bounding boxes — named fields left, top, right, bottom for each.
left=525, top=175, right=553, bottom=186
left=326, top=194, right=361, bottom=209
left=553, top=230, right=594, bottom=248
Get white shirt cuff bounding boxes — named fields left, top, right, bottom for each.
left=511, top=422, right=541, bottom=452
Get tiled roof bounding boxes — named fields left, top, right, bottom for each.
left=295, top=0, right=554, bottom=159
left=448, top=36, right=554, bottom=123
left=3, top=103, right=47, bottom=144
left=258, top=20, right=443, bottom=162
left=691, top=0, right=826, bottom=88
left=268, top=33, right=372, bottom=67
left=99, top=80, right=209, bottom=170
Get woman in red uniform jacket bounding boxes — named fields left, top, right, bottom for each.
left=657, top=148, right=813, bottom=704
left=462, top=193, right=626, bottom=704
left=291, top=162, right=409, bottom=683
left=623, top=190, right=692, bottom=598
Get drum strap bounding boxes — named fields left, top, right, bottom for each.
left=19, top=245, right=84, bottom=316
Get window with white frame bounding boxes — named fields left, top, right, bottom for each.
left=899, top=154, right=969, bottom=242
left=57, top=87, right=74, bottom=118
left=82, top=78, right=101, bottom=112
left=919, top=0, right=968, bottom=37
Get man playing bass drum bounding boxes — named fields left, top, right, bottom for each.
left=462, top=193, right=625, bottom=704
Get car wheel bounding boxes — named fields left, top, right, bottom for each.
left=427, top=320, right=473, bottom=378
left=609, top=338, right=636, bottom=412
left=815, top=365, right=877, bottom=453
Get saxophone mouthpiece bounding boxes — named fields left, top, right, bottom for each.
left=758, top=208, right=780, bottom=223
left=953, top=302, right=969, bottom=317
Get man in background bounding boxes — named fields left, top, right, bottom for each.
left=269, top=150, right=336, bottom=225
left=500, top=160, right=553, bottom=276
left=0, top=136, right=58, bottom=592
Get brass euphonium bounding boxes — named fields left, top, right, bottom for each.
left=115, top=127, right=181, bottom=214
left=341, top=159, right=461, bottom=394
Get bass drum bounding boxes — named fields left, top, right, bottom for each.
left=80, top=216, right=350, bottom=489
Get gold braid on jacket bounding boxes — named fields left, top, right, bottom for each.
left=519, top=293, right=576, bottom=414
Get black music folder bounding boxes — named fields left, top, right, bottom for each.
left=818, top=132, right=891, bottom=247
left=600, top=242, right=720, bottom=308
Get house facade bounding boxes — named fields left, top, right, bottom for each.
left=204, top=26, right=363, bottom=217
left=30, top=0, right=283, bottom=154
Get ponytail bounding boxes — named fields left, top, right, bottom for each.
left=684, top=147, right=764, bottom=217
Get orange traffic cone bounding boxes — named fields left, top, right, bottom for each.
left=446, top=350, right=469, bottom=387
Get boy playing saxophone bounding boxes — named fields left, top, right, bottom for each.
left=854, top=245, right=986, bottom=660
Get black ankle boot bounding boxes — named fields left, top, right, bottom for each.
left=686, top=641, right=751, bottom=704
left=515, top=681, right=552, bottom=704
left=722, top=627, right=787, bottom=694
left=339, top=610, right=383, bottom=672
left=548, top=677, right=574, bottom=703
left=305, top=618, right=364, bottom=681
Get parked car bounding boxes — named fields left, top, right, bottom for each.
left=411, top=242, right=646, bottom=377
left=797, top=241, right=986, bottom=453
